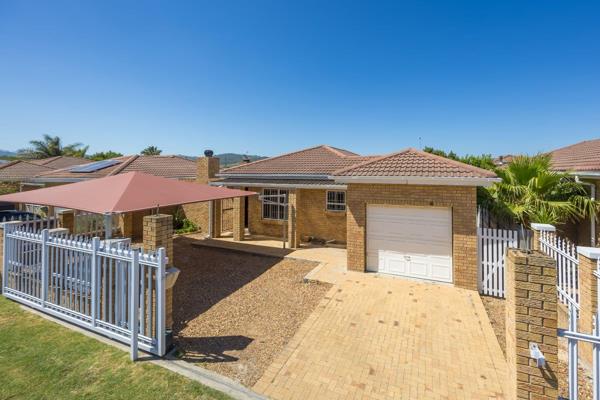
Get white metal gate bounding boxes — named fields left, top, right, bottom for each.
left=1, top=222, right=167, bottom=359
left=478, top=227, right=522, bottom=297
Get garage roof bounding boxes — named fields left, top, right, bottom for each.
left=332, top=148, right=499, bottom=185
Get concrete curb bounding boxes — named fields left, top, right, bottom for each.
left=19, top=305, right=268, bottom=400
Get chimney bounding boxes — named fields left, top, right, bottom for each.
left=197, top=149, right=220, bottom=184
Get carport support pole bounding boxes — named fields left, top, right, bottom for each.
left=104, top=213, right=112, bottom=240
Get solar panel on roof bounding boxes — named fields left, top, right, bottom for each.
left=69, top=159, right=120, bottom=173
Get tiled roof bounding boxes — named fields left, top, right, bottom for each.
left=214, top=177, right=345, bottom=187
left=33, top=155, right=197, bottom=181
left=333, top=148, right=498, bottom=178
left=549, top=139, right=600, bottom=172
left=0, top=160, right=55, bottom=181
left=220, top=145, right=375, bottom=176
left=29, top=156, right=91, bottom=169
left=119, top=155, right=197, bottom=179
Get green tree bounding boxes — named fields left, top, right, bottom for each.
left=88, top=150, right=123, bottom=161
left=141, top=146, right=162, bottom=156
left=480, top=154, right=597, bottom=226
left=423, top=147, right=495, bottom=170
left=18, top=135, right=88, bottom=159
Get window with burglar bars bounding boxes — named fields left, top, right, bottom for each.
left=262, top=188, right=288, bottom=220
left=326, top=191, right=346, bottom=211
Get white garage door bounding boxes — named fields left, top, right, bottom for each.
left=366, top=205, right=453, bottom=283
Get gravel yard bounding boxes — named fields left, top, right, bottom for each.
left=481, top=295, right=593, bottom=400
left=171, top=236, right=332, bottom=387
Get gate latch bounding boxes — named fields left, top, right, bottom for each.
left=530, top=343, right=545, bottom=368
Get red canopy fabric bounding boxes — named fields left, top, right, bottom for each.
left=0, top=171, right=255, bottom=214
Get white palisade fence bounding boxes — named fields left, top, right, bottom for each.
left=1, top=221, right=167, bottom=359
left=478, top=227, right=520, bottom=298
left=538, top=229, right=580, bottom=309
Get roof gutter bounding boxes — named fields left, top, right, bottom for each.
left=210, top=181, right=347, bottom=190
left=216, top=173, right=331, bottom=180
left=329, top=175, right=501, bottom=187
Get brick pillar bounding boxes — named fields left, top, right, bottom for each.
left=143, top=214, right=175, bottom=330
left=287, top=190, right=297, bottom=249
left=58, top=209, right=75, bottom=233
left=505, top=249, right=558, bottom=400
left=530, top=223, right=556, bottom=251
left=576, top=247, right=600, bottom=367
left=232, top=197, right=245, bottom=241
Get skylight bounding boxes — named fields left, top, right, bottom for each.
left=69, top=159, right=121, bottom=173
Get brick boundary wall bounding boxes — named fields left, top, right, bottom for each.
left=505, top=248, right=559, bottom=400
left=576, top=247, right=600, bottom=368
left=143, top=214, right=174, bottom=330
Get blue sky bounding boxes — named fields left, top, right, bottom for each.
left=0, top=1, right=599, bottom=157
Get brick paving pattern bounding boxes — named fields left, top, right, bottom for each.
left=254, top=274, right=507, bottom=400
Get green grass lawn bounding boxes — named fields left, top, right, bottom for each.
left=0, top=297, right=231, bottom=400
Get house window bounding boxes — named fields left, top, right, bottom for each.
left=262, top=189, right=288, bottom=220
left=326, top=191, right=346, bottom=211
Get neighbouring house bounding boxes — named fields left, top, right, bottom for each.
left=0, top=156, right=91, bottom=194
left=206, top=145, right=499, bottom=290
left=18, top=154, right=208, bottom=239
left=549, top=138, right=600, bottom=246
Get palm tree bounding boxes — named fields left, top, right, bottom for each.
left=480, top=154, right=597, bottom=227
left=140, top=146, right=162, bottom=156
left=88, top=150, right=123, bottom=161
left=18, top=135, right=88, bottom=159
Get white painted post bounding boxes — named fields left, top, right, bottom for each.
left=91, top=237, right=100, bottom=327
left=41, top=229, right=49, bottom=307
left=569, top=303, right=579, bottom=400
left=130, top=250, right=140, bottom=361
left=2, top=223, right=9, bottom=294
left=156, top=247, right=166, bottom=356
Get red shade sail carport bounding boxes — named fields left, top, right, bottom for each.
left=0, top=171, right=255, bottom=237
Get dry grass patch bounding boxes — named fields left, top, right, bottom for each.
left=172, top=237, right=331, bottom=387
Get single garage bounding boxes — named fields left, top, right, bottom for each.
left=366, top=205, right=453, bottom=283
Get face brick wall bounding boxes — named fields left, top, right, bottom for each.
left=345, top=183, right=478, bottom=290
left=247, top=187, right=347, bottom=244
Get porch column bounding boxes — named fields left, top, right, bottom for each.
left=212, top=200, right=222, bottom=238
left=505, top=248, right=558, bottom=400
left=287, top=190, right=298, bottom=249
left=58, top=209, right=75, bottom=233
left=530, top=223, right=556, bottom=251
left=143, top=214, right=176, bottom=331
left=576, top=246, right=600, bottom=367
left=119, top=212, right=134, bottom=238
left=232, top=197, right=245, bottom=241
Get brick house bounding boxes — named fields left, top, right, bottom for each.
left=0, top=156, right=90, bottom=194
left=549, top=138, right=600, bottom=246
left=206, top=145, right=499, bottom=290
left=20, top=155, right=204, bottom=239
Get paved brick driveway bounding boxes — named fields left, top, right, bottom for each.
left=254, top=273, right=507, bottom=400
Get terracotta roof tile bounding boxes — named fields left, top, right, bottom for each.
left=550, top=139, right=600, bottom=172
left=333, top=148, right=498, bottom=178
left=220, top=145, right=374, bottom=176
left=0, top=160, right=55, bottom=181
left=33, top=155, right=197, bottom=181
left=32, top=156, right=91, bottom=169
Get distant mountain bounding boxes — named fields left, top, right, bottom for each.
left=0, top=149, right=17, bottom=158
left=216, top=153, right=266, bottom=167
